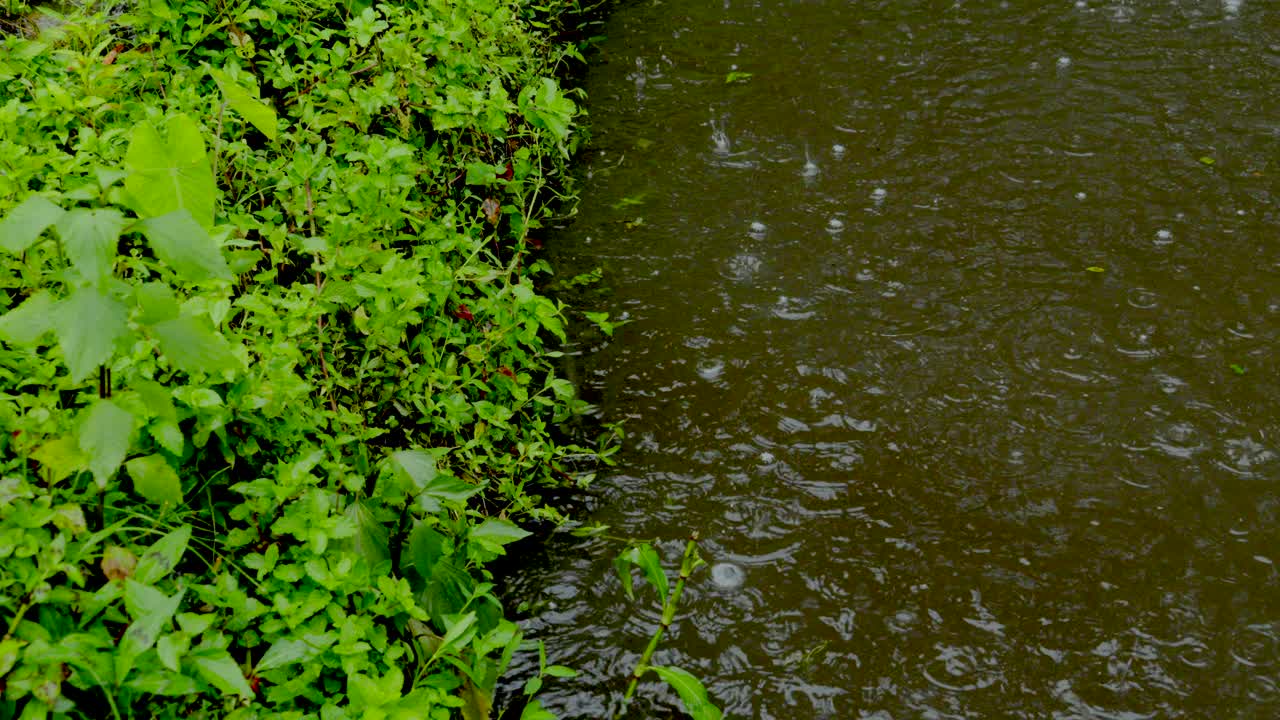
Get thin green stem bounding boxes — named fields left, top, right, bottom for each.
left=619, top=532, right=701, bottom=715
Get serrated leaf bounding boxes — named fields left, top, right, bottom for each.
left=152, top=314, right=238, bottom=374
left=126, top=454, right=183, bottom=505
left=125, top=114, right=216, bottom=228
left=339, top=500, right=390, bottom=570
left=0, top=291, right=57, bottom=345
left=192, top=649, right=254, bottom=698
left=54, top=285, right=129, bottom=382
left=134, top=524, right=191, bottom=585
left=78, top=399, right=134, bottom=489
left=58, top=208, right=124, bottom=283
left=0, top=195, right=64, bottom=254
left=135, top=282, right=181, bottom=325
left=139, top=209, right=232, bottom=282
left=210, top=68, right=278, bottom=140
left=650, top=666, right=723, bottom=720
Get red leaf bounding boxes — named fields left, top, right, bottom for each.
left=453, top=304, right=474, bottom=321
left=497, top=366, right=516, bottom=379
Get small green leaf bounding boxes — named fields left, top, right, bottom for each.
left=1230, top=363, right=1247, bottom=375
left=650, top=665, right=723, bottom=720
left=0, top=291, right=57, bottom=345
left=0, top=195, right=65, bottom=254
left=623, top=544, right=669, bottom=605
left=1085, top=266, right=1105, bottom=273
left=1199, top=156, right=1215, bottom=166
left=139, top=209, right=232, bottom=282
left=469, top=518, right=531, bottom=556
left=54, top=285, right=129, bottom=382
left=126, top=454, right=183, bottom=505
left=725, top=71, right=753, bottom=84
left=613, top=553, right=635, bottom=600
left=210, top=67, right=278, bottom=140
left=152, top=314, right=238, bottom=374
left=156, top=632, right=190, bottom=672
left=192, top=649, right=254, bottom=698
left=58, top=208, right=124, bottom=283
left=78, top=399, right=134, bottom=489
left=434, top=612, right=478, bottom=658
left=544, top=665, right=577, bottom=678
left=391, top=450, right=481, bottom=511
left=465, top=162, right=499, bottom=186
left=125, top=114, right=217, bottom=228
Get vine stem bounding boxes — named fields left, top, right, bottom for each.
left=618, top=532, right=701, bottom=716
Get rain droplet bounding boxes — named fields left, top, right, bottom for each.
left=832, top=144, right=846, bottom=158
left=827, top=217, right=845, bottom=231
left=1075, top=191, right=1087, bottom=200
left=1057, top=56, right=1072, bottom=68
left=871, top=187, right=888, bottom=203
left=1155, top=229, right=1173, bottom=244
left=710, top=562, right=746, bottom=590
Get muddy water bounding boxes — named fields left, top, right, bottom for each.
left=504, top=1, right=1280, bottom=717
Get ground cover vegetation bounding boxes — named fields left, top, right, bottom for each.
left=0, top=0, right=619, bottom=717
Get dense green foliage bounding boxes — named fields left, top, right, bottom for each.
left=0, top=1, right=614, bottom=717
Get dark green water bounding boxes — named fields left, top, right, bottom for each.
left=504, top=1, right=1280, bottom=717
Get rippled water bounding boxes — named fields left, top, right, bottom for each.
left=502, top=1, right=1280, bottom=717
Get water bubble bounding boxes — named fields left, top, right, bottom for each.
left=1155, top=229, right=1173, bottom=244
left=832, top=144, right=846, bottom=158
left=697, top=358, right=725, bottom=381
left=749, top=221, right=766, bottom=238
left=1075, top=191, right=1087, bottom=200
left=759, top=451, right=776, bottom=464
left=1057, top=56, right=1072, bottom=68
left=827, top=217, right=845, bottom=231
left=871, top=187, right=888, bottom=203
left=710, top=562, right=746, bottom=590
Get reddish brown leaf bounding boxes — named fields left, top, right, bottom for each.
left=497, top=366, right=516, bottom=379
left=101, top=546, right=137, bottom=581
left=453, top=304, right=474, bottom=321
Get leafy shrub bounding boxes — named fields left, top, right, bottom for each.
left=0, top=1, right=610, bottom=717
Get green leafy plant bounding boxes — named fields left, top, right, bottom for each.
left=0, top=0, right=613, bottom=717
left=614, top=533, right=723, bottom=720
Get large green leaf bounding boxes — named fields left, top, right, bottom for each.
left=391, top=450, right=481, bottom=511
left=125, top=114, right=216, bottom=228
left=78, top=399, right=134, bottom=489
left=126, top=454, right=183, bottom=506
left=54, top=285, right=129, bottom=382
left=58, top=208, right=124, bottom=283
left=339, top=500, right=390, bottom=571
left=191, top=649, right=254, bottom=698
left=620, top=544, right=669, bottom=605
left=210, top=67, right=278, bottom=140
left=0, top=195, right=64, bottom=254
left=469, top=518, right=531, bottom=557
left=0, top=290, right=57, bottom=345
left=256, top=632, right=337, bottom=672
left=117, top=580, right=185, bottom=683
left=650, top=666, right=723, bottom=720
left=151, top=314, right=238, bottom=374
left=139, top=209, right=232, bottom=282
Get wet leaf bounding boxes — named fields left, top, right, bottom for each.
left=649, top=665, right=723, bottom=720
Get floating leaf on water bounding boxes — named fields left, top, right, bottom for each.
left=1199, top=156, right=1215, bottom=166
left=1230, top=364, right=1247, bottom=375
left=1085, top=266, right=1105, bottom=273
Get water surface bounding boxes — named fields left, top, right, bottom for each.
left=505, top=1, right=1280, bottom=717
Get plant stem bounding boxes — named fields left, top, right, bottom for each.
left=620, top=532, right=701, bottom=714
